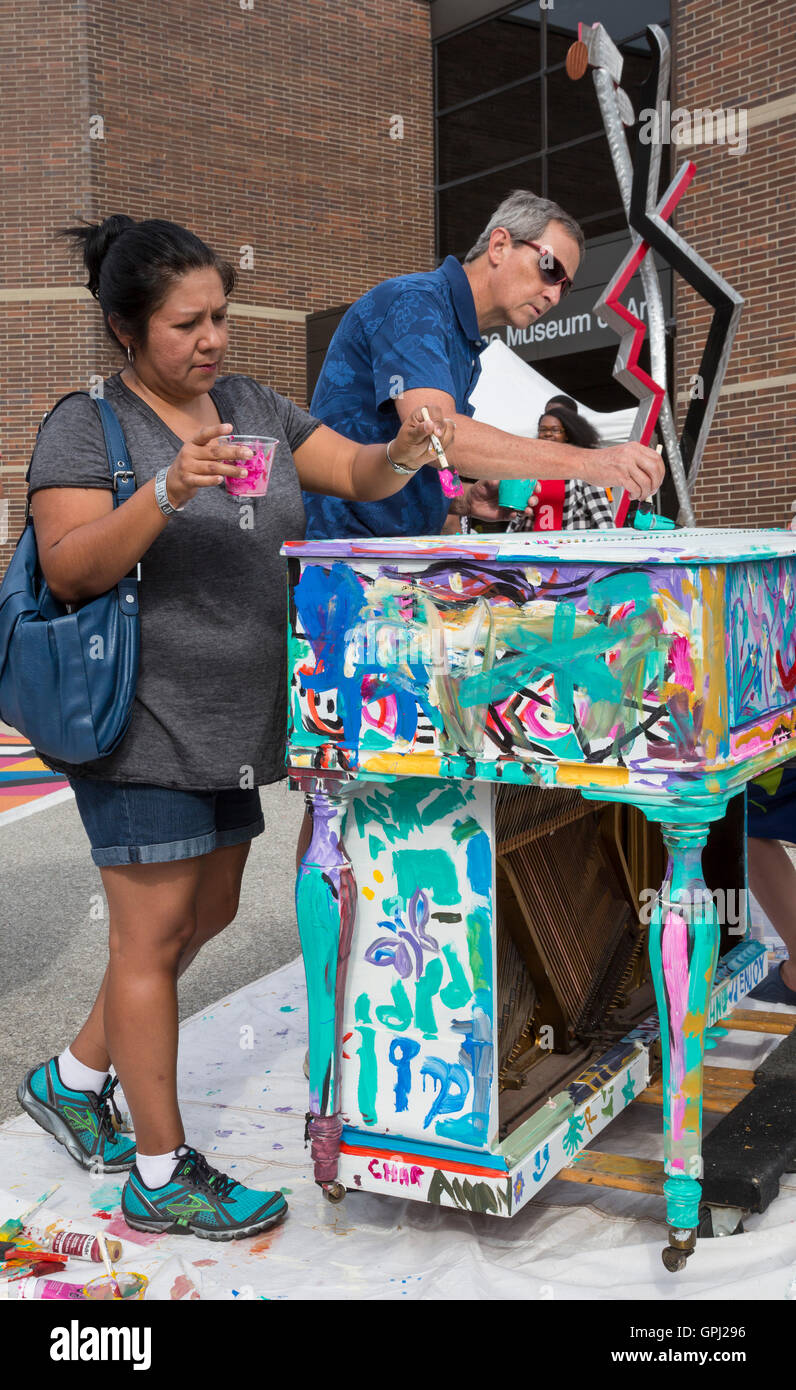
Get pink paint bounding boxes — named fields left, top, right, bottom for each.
left=224, top=438, right=276, bottom=497
left=438, top=467, right=463, bottom=499
left=170, top=1274, right=200, bottom=1300
left=104, top=1215, right=163, bottom=1246
left=661, top=908, right=690, bottom=1143
left=367, top=1157, right=423, bottom=1187
left=6, top=1275, right=87, bottom=1300
left=670, top=634, right=694, bottom=690
left=192, top=1259, right=217, bottom=1267
left=362, top=694, right=398, bottom=737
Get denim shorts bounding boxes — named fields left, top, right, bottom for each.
left=68, top=776, right=265, bottom=868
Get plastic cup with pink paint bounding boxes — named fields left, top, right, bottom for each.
left=223, top=435, right=277, bottom=497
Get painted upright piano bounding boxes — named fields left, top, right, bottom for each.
left=284, top=528, right=796, bottom=1269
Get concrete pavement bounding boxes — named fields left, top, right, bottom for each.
left=0, top=778, right=304, bottom=1123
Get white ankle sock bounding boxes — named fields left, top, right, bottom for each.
left=58, top=1047, right=109, bottom=1096
left=137, top=1149, right=181, bottom=1189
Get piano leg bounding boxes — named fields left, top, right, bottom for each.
left=295, top=785, right=357, bottom=1201
left=648, top=821, right=720, bottom=1272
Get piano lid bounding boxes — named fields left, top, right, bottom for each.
left=282, top=528, right=796, bottom=567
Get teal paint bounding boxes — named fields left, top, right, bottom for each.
left=368, top=834, right=385, bottom=858
left=354, top=994, right=378, bottom=1128
left=89, top=1180, right=124, bottom=1211
left=415, top=957, right=444, bottom=1036
left=359, top=730, right=394, bottom=753
left=552, top=602, right=577, bottom=724
left=663, top=1175, right=701, bottom=1227
left=440, top=944, right=473, bottom=1009
left=422, top=784, right=475, bottom=825
left=355, top=993, right=372, bottom=1023
left=375, top=980, right=413, bottom=1031
left=295, top=866, right=339, bottom=1108
left=587, top=571, right=655, bottom=611
left=466, top=830, right=491, bottom=898
left=648, top=823, right=720, bottom=1233
left=457, top=603, right=636, bottom=715
left=352, top=778, right=469, bottom=846
left=392, top=848, right=459, bottom=907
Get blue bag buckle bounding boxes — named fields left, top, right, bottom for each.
left=113, top=468, right=136, bottom=491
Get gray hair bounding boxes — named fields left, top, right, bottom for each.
left=463, top=190, right=585, bottom=264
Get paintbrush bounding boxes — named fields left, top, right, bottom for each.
left=630, top=445, right=676, bottom=530
left=420, top=406, right=462, bottom=498
left=0, top=1236, right=64, bottom=1264
left=97, top=1231, right=121, bottom=1299
left=0, top=1184, right=61, bottom=1241
left=1, top=1258, right=67, bottom=1280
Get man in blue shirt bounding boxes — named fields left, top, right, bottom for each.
left=304, top=190, right=663, bottom=539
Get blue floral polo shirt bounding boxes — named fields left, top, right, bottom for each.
left=303, top=256, right=487, bottom=539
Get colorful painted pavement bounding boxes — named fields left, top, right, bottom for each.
left=0, top=730, right=69, bottom=819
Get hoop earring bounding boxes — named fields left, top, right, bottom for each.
left=127, top=345, right=135, bottom=366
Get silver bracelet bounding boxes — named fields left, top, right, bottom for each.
left=386, top=440, right=418, bottom=477
left=154, top=466, right=185, bottom=516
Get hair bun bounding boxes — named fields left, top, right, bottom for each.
left=59, top=215, right=136, bottom=298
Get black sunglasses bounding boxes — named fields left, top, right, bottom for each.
left=513, top=240, right=573, bottom=299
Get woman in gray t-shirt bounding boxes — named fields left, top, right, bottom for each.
left=18, top=215, right=453, bottom=1240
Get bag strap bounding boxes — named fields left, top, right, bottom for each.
left=23, top=390, right=141, bottom=595
left=24, top=390, right=137, bottom=522
left=94, top=397, right=137, bottom=506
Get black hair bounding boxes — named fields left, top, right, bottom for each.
left=58, top=215, right=237, bottom=356
left=539, top=405, right=601, bottom=450
left=545, top=394, right=578, bottom=413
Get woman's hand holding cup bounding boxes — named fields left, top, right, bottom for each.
left=165, top=424, right=251, bottom=509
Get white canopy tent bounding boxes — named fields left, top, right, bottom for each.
left=470, top=339, right=637, bottom=444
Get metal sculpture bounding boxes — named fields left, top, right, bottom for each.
left=572, top=23, right=744, bottom=525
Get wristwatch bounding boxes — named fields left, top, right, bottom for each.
left=386, top=440, right=419, bottom=477
left=154, top=467, right=185, bottom=516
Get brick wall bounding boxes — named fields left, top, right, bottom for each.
left=0, top=0, right=434, bottom=574
left=672, top=0, right=796, bottom=527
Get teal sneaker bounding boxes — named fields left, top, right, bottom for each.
left=17, top=1058, right=136, bottom=1173
left=121, top=1146, right=288, bottom=1240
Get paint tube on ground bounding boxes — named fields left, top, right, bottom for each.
left=0, top=1275, right=89, bottom=1300
left=25, top=1226, right=123, bottom=1263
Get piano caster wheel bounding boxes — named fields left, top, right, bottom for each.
left=322, top=1181, right=346, bottom=1204
left=662, top=1225, right=696, bottom=1273
left=661, top=1246, right=689, bottom=1273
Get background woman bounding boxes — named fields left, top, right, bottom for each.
left=521, top=405, right=614, bottom=530
left=18, top=215, right=453, bottom=1240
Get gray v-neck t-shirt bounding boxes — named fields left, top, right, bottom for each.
left=27, top=371, right=319, bottom=789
